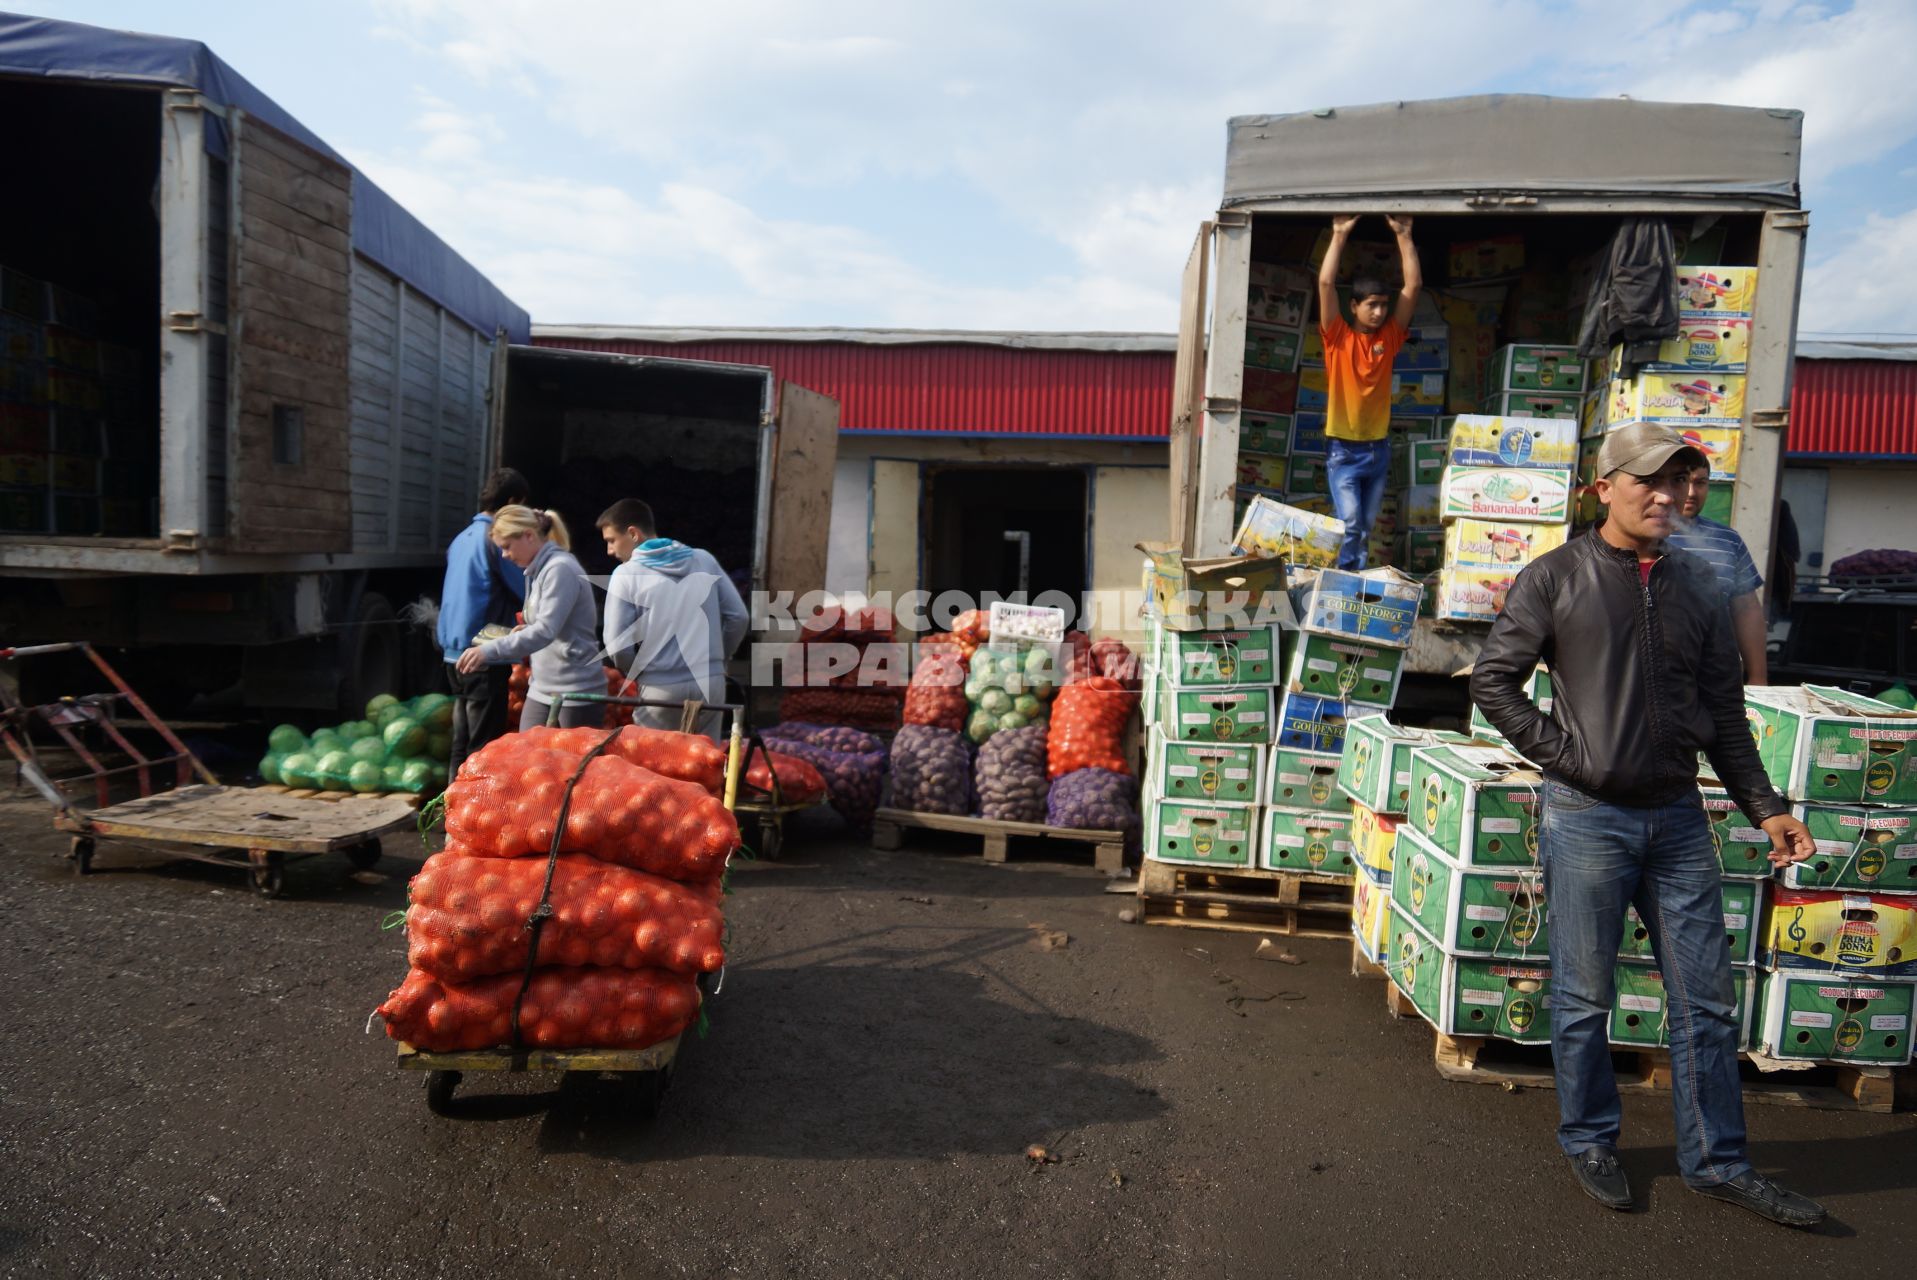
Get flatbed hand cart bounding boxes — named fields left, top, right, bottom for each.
left=396, top=699, right=743, bottom=1116
left=3, top=642, right=420, bottom=897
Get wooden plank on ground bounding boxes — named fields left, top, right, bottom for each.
left=396, top=1038, right=681, bottom=1073
left=78, top=784, right=417, bottom=853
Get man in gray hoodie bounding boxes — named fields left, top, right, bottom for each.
left=598, top=499, right=750, bottom=740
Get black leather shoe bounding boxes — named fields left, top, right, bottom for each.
left=1692, top=1171, right=1827, bottom=1228
left=1568, top=1146, right=1632, bottom=1210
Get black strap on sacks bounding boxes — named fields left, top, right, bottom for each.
left=508, top=724, right=623, bottom=1048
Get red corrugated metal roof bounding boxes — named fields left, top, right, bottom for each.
left=1789, top=358, right=1917, bottom=458
left=531, top=336, right=1176, bottom=439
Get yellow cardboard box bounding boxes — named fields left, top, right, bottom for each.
left=1608, top=372, right=1746, bottom=428
left=1433, top=566, right=1523, bottom=623
left=1138, top=540, right=1297, bottom=632
left=1352, top=801, right=1401, bottom=875
left=1447, top=414, right=1579, bottom=470
left=1227, top=495, right=1343, bottom=568
left=1653, top=318, right=1752, bottom=371
left=1675, top=266, right=1758, bottom=315
left=1442, top=519, right=1569, bottom=570
left=1439, top=466, right=1575, bottom=524
left=1448, top=236, right=1525, bottom=281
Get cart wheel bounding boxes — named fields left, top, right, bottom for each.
left=345, top=841, right=382, bottom=871
left=249, top=850, right=285, bottom=899
left=758, top=816, right=783, bottom=861
left=425, top=1070, right=462, bottom=1115
left=70, top=837, right=94, bottom=877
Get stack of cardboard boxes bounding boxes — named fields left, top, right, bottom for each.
left=1430, top=411, right=1578, bottom=623
left=1747, top=686, right=1917, bottom=1068
left=1141, top=557, right=1425, bottom=898
left=0, top=263, right=146, bottom=537
left=1576, top=265, right=1755, bottom=531
left=1233, top=262, right=1314, bottom=532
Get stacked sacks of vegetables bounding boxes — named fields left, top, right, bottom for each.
left=903, top=633, right=969, bottom=733
left=963, top=642, right=1058, bottom=746
left=261, top=693, right=454, bottom=796
left=948, top=609, right=990, bottom=658
left=376, top=724, right=735, bottom=1052
left=1047, top=639, right=1143, bottom=854
left=778, top=605, right=907, bottom=733
left=889, top=723, right=974, bottom=816
left=761, top=721, right=888, bottom=831
left=975, top=723, right=1049, bottom=823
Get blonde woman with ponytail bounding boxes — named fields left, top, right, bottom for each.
left=455, top=505, right=604, bottom=729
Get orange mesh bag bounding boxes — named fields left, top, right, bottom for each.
left=377, top=964, right=701, bottom=1052
left=903, top=644, right=968, bottom=732
left=506, top=662, right=531, bottom=728
left=778, top=687, right=902, bottom=732
left=444, top=740, right=737, bottom=882
left=522, top=724, right=727, bottom=795
left=405, top=848, right=726, bottom=982
left=1047, top=676, right=1139, bottom=779
left=741, top=747, right=827, bottom=805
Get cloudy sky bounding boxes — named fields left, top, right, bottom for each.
left=29, top=0, right=1917, bottom=336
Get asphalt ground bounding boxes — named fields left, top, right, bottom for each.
left=0, top=794, right=1913, bottom=1278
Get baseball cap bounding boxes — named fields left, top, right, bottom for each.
left=1596, top=421, right=1702, bottom=478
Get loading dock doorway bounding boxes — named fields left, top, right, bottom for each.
left=922, top=465, right=1088, bottom=613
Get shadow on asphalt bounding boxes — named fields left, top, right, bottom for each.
left=63, top=847, right=419, bottom=909
left=523, top=958, right=1168, bottom=1163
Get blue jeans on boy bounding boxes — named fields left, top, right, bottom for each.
left=1326, top=437, right=1391, bottom=570
left=1539, top=779, right=1751, bottom=1188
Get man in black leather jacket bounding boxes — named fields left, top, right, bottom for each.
left=1470, top=421, right=1824, bottom=1228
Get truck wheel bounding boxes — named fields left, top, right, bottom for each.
left=342, top=592, right=399, bottom=720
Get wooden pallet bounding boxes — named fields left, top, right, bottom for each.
left=1137, top=860, right=1353, bottom=939
left=255, top=784, right=423, bottom=810
left=1383, top=976, right=1904, bottom=1113
left=1350, top=938, right=1389, bottom=981
left=870, top=807, right=1125, bottom=872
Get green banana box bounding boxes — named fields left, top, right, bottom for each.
left=1159, top=624, right=1280, bottom=688
left=1393, top=438, right=1449, bottom=488
left=1391, top=824, right=1550, bottom=960
left=1698, top=772, right=1777, bottom=879
left=1279, top=630, right=1405, bottom=707
left=1338, top=714, right=1474, bottom=815
left=1754, top=971, right=1916, bottom=1066
left=1619, top=879, right=1761, bottom=966
left=1744, top=684, right=1917, bottom=804
left=1262, top=804, right=1357, bottom=876
left=1783, top=803, right=1917, bottom=892
left=1401, top=526, right=1444, bottom=575
left=1483, top=344, right=1586, bottom=395
left=1158, top=681, right=1276, bottom=744
left=1612, top=962, right=1755, bottom=1052
left=1240, top=413, right=1292, bottom=455
left=1288, top=454, right=1329, bottom=494
left=1145, top=798, right=1258, bottom=869
left=1407, top=743, right=1544, bottom=868
left=1386, top=903, right=1554, bottom=1044
left=1264, top=746, right=1347, bottom=812
left=1146, top=727, right=1265, bottom=805
left=1244, top=322, right=1303, bottom=373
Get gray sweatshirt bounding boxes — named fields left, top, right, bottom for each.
left=477, top=541, right=604, bottom=698
left=603, top=540, right=749, bottom=697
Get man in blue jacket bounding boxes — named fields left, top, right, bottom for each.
left=438, top=468, right=530, bottom=773
left=597, top=499, right=749, bottom=741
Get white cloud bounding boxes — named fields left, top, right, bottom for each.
left=354, top=0, right=1917, bottom=331
left=1799, top=206, right=1917, bottom=336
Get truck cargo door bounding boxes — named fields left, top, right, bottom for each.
left=868, top=459, right=921, bottom=615
left=765, top=382, right=841, bottom=612
left=225, top=112, right=354, bottom=553
left=1170, top=222, right=1212, bottom=553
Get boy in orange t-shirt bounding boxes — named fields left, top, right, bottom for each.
left=1317, top=214, right=1422, bottom=569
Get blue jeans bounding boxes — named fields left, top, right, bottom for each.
left=1326, top=438, right=1391, bottom=570
left=1540, top=780, right=1751, bottom=1187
